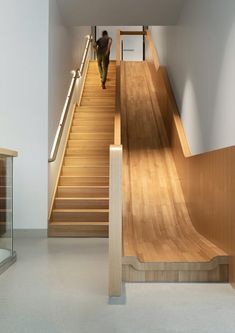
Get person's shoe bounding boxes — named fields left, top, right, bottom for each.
left=102, top=82, right=106, bottom=89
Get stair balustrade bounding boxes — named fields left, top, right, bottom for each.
left=0, top=148, right=17, bottom=275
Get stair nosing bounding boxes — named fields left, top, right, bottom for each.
left=49, top=221, right=109, bottom=226
left=55, top=197, right=109, bottom=200
left=58, top=185, right=109, bottom=188
left=52, top=209, right=109, bottom=212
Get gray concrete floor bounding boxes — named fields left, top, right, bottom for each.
left=0, top=236, right=235, bottom=333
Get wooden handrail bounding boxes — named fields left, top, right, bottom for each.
left=145, top=30, right=160, bottom=72
left=114, top=30, right=121, bottom=145
left=0, top=148, right=17, bottom=157
left=109, top=30, right=123, bottom=296
left=109, top=29, right=150, bottom=296
left=120, top=31, right=146, bottom=36
left=48, top=35, right=92, bottom=163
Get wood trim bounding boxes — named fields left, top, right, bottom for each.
left=145, top=30, right=160, bottom=73
left=0, top=148, right=17, bottom=157
left=109, top=145, right=123, bottom=296
left=114, top=31, right=121, bottom=145
left=120, top=31, right=146, bottom=36
left=114, top=65, right=121, bottom=145
left=108, top=31, right=123, bottom=296
left=123, top=255, right=228, bottom=271
left=122, top=263, right=228, bottom=283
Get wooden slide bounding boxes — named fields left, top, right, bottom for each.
left=121, top=61, right=228, bottom=282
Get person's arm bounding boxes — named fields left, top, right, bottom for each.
left=93, top=41, right=98, bottom=53
left=105, top=38, right=112, bottom=56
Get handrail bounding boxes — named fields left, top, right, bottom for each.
left=114, top=30, right=121, bottom=145
left=120, top=31, right=146, bottom=36
left=109, top=30, right=122, bottom=296
left=0, top=148, right=18, bottom=157
left=48, top=34, right=92, bottom=163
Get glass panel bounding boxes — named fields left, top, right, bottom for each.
left=0, top=155, right=13, bottom=264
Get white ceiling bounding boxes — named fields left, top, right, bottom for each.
left=56, top=0, right=185, bottom=26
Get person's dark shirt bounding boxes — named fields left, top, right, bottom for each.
left=96, top=36, right=112, bottom=55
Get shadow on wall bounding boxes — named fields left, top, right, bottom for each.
left=166, top=0, right=235, bottom=155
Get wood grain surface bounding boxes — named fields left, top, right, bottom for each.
left=121, top=61, right=228, bottom=268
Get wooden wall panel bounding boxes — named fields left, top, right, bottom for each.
left=145, top=32, right=235, bottom=287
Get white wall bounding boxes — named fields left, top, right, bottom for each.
left=72, top=26, right=91, bottom=68
left=48, top=2, right=89, bottom=153
left=48, top=0, right=73, bottom=152
left=151, top=0, right=235, bottom=154
left=0, top=0, right=90, bottom=229
left=57, top=0, right=185, bottom=26
left=0, top=0, right=49, bottom=229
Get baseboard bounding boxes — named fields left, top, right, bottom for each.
left=14, top=229, right=47, bottom=238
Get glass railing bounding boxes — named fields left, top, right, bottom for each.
left=0, top=148, right=17, bottom=274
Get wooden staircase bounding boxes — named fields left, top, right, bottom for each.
left=48, top=60, right=116, bottom=237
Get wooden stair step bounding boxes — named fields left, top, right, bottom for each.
left=51, top=209, right=109, bottom=222
left=59, top=176, right=109, bottom=186
left=49, top=221, right=109, bottom=226
left=69, top=132, right=113, bottom=140
left=84, top=83, right=116, bottom=86
left=85, top=78, right=116, bottom=83
left=76, top=105, right=115, bottom=110
left=83, top=88, right=115, bottom=92
left=64, top=157, right=109, bottom=166
left=85, top=77, right=116, bottom=79
left=85, top=76, right=116, bottom=80
left=67, top=140, right=112, bottom=148
left=48, top=222, right=108, bottom=237
left=80, top=102, right=115, bottom=107
left=54, top=197, right=108, bottom=209
left=73, top=119, right=114, bottom=125
left=61, top=166, right=109, bottom=176
left=73, top=113, right=114, bottom=121
left=81, top=97, right=115, bottom=102
left=73, top=111, right=115, bottom=116
left=65, top=148, right=109, bottom=156
left=85, top=79, right=116, bottom=82
left=57, top=186, right=109, bottom=197
left=72, top=117, right=114, bottom=122
left=82, top=91, right=115, bottom=96
left=87, top=67, right=116, bottom=70
left=71, top=125, right=113, bottom=133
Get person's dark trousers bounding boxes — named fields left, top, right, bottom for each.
left=97, top=52, right=110, bottom=84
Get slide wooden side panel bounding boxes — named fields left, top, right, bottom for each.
left=145, top=32, right=235, bottom=286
